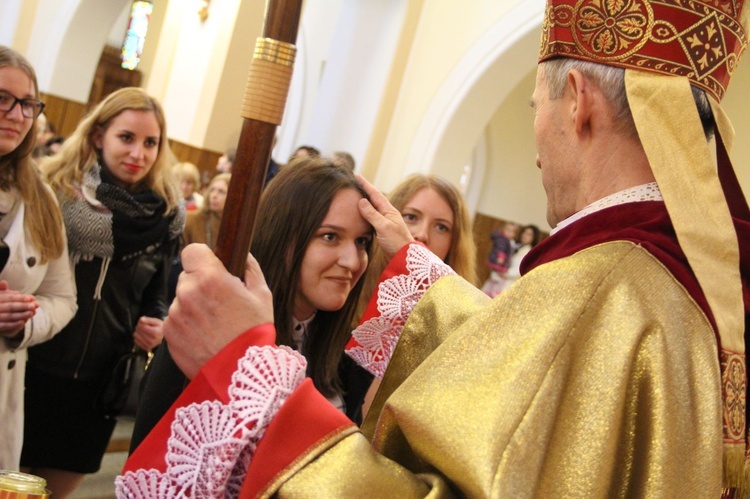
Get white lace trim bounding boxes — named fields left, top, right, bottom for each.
left=348, top=244, right=454, bottom=379
left=551, top=182, right=662, bottom=234
left=115, top=345, right=306, bottom=498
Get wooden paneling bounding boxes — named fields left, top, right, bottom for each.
left=39, top=92, right=88, bottom=139
left=168, top=139, right=222, bottom=187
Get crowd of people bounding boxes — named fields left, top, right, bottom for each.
left=2, top=0, right=748, bottom=495
left=0, top=42, right=492, bottom=498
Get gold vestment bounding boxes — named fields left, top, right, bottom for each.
left=273, top=241, right=722, bottom=497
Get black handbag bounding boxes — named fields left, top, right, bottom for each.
left=98, top=347, right=152, bottom=418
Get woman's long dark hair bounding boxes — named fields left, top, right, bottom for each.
left=252, top=157, right=370, bottom=398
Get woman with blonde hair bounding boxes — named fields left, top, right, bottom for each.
left=357, top=174, right=477, bottom=317
left=0, top=45, right=77, bottom=471
left=164, top=173, right=230, bottom=303
left=348, top=173, right=477, bottom=422
left=182, top=172, right=230, bottom=248
left=21, top=87, right=184, bottom=497
left=172, top=161, right=203, bottom=211
left=389, top=174, right=476, bottom=280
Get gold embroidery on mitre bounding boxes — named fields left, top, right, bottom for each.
left=681, top=13, right=728, bottom=78
left=573, top=0, right=654, bottom=60
left=721, top=350, right=746, bottom=444
left=540, top=4, right=576, bottom=59
left=711, top=0, right=741, bottom=18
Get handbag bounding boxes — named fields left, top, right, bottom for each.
left=98, top=346, right=152, bottom=418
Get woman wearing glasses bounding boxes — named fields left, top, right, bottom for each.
left=0, top=46, right=77, bottom=470
left=20, top=87, right=184, bottom=496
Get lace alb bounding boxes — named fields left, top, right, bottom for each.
left=347, top=244, right=454, bottom=378
left=115, top=345, right=307, bottom=498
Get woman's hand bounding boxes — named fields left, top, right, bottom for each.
left=133, top=316, right=164, bottom=351
left=355, top=174, right=414, bottom=259
left=0, top=280, right=38, bottom=338
left=164, top=244, right=274, bottom=379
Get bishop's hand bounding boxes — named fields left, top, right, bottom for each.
left=355, top=174, right=415, bottom=260
left=164, top=243, right=274, bottom=379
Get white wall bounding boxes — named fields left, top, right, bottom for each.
left=373, top=0, right=533, bottom=192
left=159, top=0, right=241, bottom=144
left=274, top=0, right=345, bottom=162
left=303, top=0, right=407, bottom=167
left=481, top=70, right=547, bottom=228
left=107, top=2, right=132, bottom=48
left=722, top=60, right=750, bottom=193
left=26, top=0, right=129, bottom=101
left=0, top=0, right=23, bottom=46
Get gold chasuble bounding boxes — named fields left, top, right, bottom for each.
left=375, top=248, right=720, bottom=496
left=279, top=239, right=723, bottom=496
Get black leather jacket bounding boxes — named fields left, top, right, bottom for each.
left=27, top=240, right=178, bottom=381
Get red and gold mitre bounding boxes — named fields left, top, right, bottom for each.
left=539, top=0, right=748, bottom=101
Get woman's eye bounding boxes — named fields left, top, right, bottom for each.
left=402, top=213, right=416, bottom=223
left=119, top=134, right=133, bottom=142
left=355, top=236, right=372, bottom=249
left=321, top=233, right=337, bottom=242
left=436, top=223, right=451, bottom=233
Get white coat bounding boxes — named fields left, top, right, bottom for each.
left=0, top=189, right=77, bottom=470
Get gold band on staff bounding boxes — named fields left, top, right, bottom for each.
left=241, top=37, right=297, bottom=125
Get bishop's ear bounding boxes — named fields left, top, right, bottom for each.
left=566, top=68, right=594, bottom=134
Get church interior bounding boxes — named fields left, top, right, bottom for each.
left=3, top=1, right=750, bottom=495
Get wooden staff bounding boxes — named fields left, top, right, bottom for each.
left=215, top=0, right=303, bottom=277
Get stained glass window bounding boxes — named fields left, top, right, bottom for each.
left=121, top=1, right=153, bottom=70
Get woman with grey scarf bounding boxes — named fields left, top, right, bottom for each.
left=20, top=88, right=184, bottom=498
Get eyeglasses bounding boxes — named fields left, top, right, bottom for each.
left=0, top=90, right=45, bottom=119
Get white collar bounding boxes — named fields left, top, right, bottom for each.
left=291, top=313, right=316, bottom=351
left=551, top=182, right=662, bottom=235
